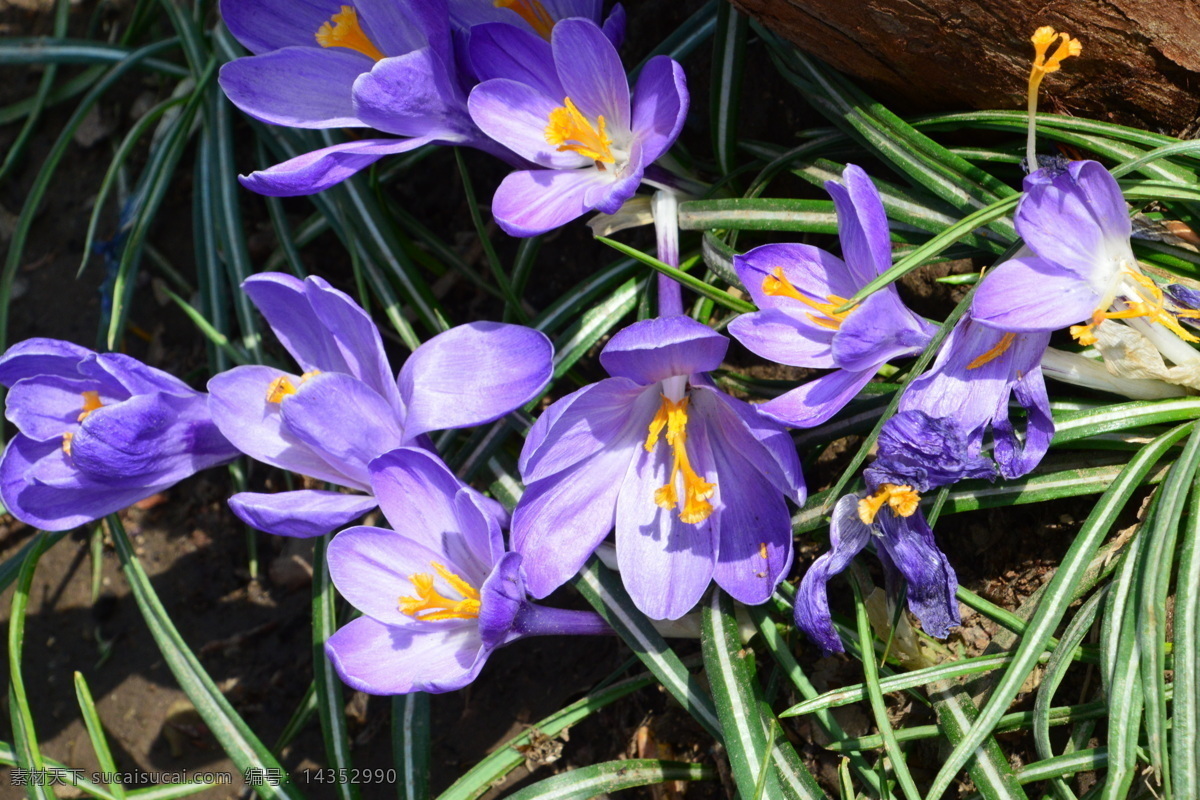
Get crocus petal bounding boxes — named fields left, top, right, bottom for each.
left=552, top=18, right=630, bottom=131
left=826, top=164, right=894, bottom=284
left=794, top=495, right=872, bottom=653
left=512, top=440, right=640, bottom=598
left=467, top=23, right=562, bottom=98
left=876, top=510, right=960, bottom=639
left=630, top=56, right=687, bottom=164
left=726, top=309, right=836, bottom=369
left=356, top=0, right=450, bottom=59
left=4, top=375, right=115, bottom=442
left=993, top=363, right=1054, bottom=480
left=477, top=551, right=526, bottom=648
left=491, top=167, right=614, bottom=236
left=708, top=442, right=793, bottom=606
left=208, top=366, right=359, bottom=488
left=864, top=410, right=995, bottom=492
left=832, top=290, right=934, bottom=371
left=90, top=353, right=196, bottom=396
left=399, top=322, right=553, bottom=440
left=733, top=243, right=855, bottom=313
left=599, top=315, right=728, bottom=385
left=325, top=616, right=486, bottom=695
left=219, top=0, right=344, bottom=55
left=519, top=377, right=651, bottom=483
left=761, top=368, right=876, bottom=429
left=218, top=48, right=369, bottom=128
left=614, top=421, right=716, bottom=620
left=353, top=47, right=469, bottom=138
left=279, top=372, right=405, bottom=488
left=0, top=338, right=95, bottom=386
left=600, top=3, right=625, bottom=46
left=239, top=136, right=440, bottom=197
left=228, top=490, right=377, bottom=538
left=971, top=256, right=1099, bottom=332
left=468, top=79, right=588, bottom=168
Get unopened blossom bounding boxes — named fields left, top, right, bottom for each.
left=0, top=340, right=239, bottom=530
left=512, top=315, right=805, bottom=620
left=208, top=273, right=552, bottom=538
left=219, top=0, right=513, bottom=196
left=467, top=18, right=688, bottom=236
left=728, top=165, right=935, bottom=428
left=326, top=447, right=610, bottom=695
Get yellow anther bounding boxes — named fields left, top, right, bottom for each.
left=644, top=395, right=716, bottom=524
left=967, top=332, right=1017, bottom=370
left=77, top=390, right=104, bottom=422
left=398, top=562, right=481, bottom=621
left=315, top=6, right=386, bottom=62
left=494, top=0, right=556, bottom=39
left=761, top=267, right=855, bottom=330
left=1072, top=273, right=1200, bottom=345
left=545, top=98, right=615, bottom=164
left=265, top=371, right=322, bottom=404
left=858, top=484, right=920, bottom=525
left=62, top=432, right=74, bottom=456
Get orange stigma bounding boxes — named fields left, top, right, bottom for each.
left=398, top=563, right=481, bottom=621
left=644, top=395, right=715, bottom=524
left=77, top=390, right=104, bottom=422
left=858, top=484, right=920, bottom=525
left=967, top=332, right=1017, bottom=370
left=762, top=267, right=855, bottom=330
left=1071, top=272, right=1200, bottom=346
left=315, top=6, right=385, bottom=61
left=494, top=0, right=555, bottom=39
left=1029, top=26, right=1082, bottom=82
left=265, top=371, right=321, bottom=404
left=545, top=98, right=615, bottom=164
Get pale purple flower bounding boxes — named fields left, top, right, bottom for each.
left=0, top=340, right=239, bottom=530
left=467, top=18, right=687, bottom=236
left=208, top=273, right=553, bottom=538
left=728, top=165, right=936, bottom=428
left=512, top=315, right=805, bottom=620
left=326, top=447, right=609, bottom=695
left=218, top=0, right=511, bottom=196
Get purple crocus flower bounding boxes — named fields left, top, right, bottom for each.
left=207, top=273, right=553, bottom=538
left=0, top=340, right=239, bottom=530
left=448, top=0, right=624, bottom=45
left=973, top=160, right=1200, bottom=351
left=326, top=447, right=610, bottom=695
left=512, top=315, right=806, bottom=620
left=218, top=0, right=511, bottom=196
left=467, top=18, right=688, bottom=236
left=728, top=165, right=936, bottom=428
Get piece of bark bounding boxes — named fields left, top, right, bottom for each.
left=731, top=0, right=1200, bottom=134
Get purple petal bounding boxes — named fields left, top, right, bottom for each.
left=279, top=372, right=405, bottom=488
left=726, top=309, right=836, bottom=369
left=228, top=490, right=377, bottom=538
left=4, top=375, right=116, bottom=442
left=399, top=322, right=553, bottom=440
left=993, top=360, right=1054, bottom=480
left=761, top=368, right=876, bottom=429
left=793, top=495, right=871, bottom=653
left=0, top=338, right=94, bottom=386
left=733, top=243, right=855, bottom=313
left=356, top=0, right=450, bottom=59
left=477, top=551, right=526, bottom=648
left=219, top=0, right=344, bottom=55
left=551, top=18, right=630, bottom=132
left=490, top=167, right=614, bottom=237
left=218, top=48, right=368, bottom=128
left=971, top=256, right=1099, bottom=332
left=468, top=23, right=562, bottom=99
left=239, top=135, right=439, bottom=197
left=600, top=315, right=728, bottom=385
left=469, top=79, right=586, bottom=168
left=90, top=353, right=195, bottom=396
left=519, top=378, right=650, bottom=483
left=207, top=366, right=360, bottom=487
left=825, top=164, right=893, bottom=284
left=877, top=510, right=960, bottom=639
left=614, top=419, right=716, bottom=620
left=629, top=56, right=687, bottom=164
left=325, top=616, right=486, bottom=695
left=831, top=290, right=934, bottom=371
left=352, top=47, right=470, bottom=138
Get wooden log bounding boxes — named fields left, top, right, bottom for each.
left=729, top=0, right=1200, bottom=133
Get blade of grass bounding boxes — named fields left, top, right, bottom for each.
left=312, top=534, right=360, bottom=800
left=392, top=693, right=430, bottom=800
left=73, top=672, right=127, bottom=800
left=503, top=760, right=715, bottom=800
left=1171, top=469, right=1200, bottom=797
left=8, top=532, right=56, bottom=800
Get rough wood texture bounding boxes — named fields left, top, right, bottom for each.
left=730, top=0, right=1200, bottom=133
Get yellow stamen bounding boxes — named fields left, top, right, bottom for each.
left=398, top=562, right=481, bottom=621
left=858, top=484, right=920, bottom=525
left=545, top=98, right=615, bottom=164
left=761, top=267, right=855, bottom=330
left=265, top=371, right=322, bottom=404
left=315, top=6, right=385, bottom=61
left=1071, top=272, right=1200, bottom=345
left=644, top=395, right=715, bottom=524
left=967, top=332, right=1017, bottom=370
left=494, top=0, right=556, bottom=40
left=77, top=390, right=104, bottom=422
left=62, top=432, right=74, bottom=456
